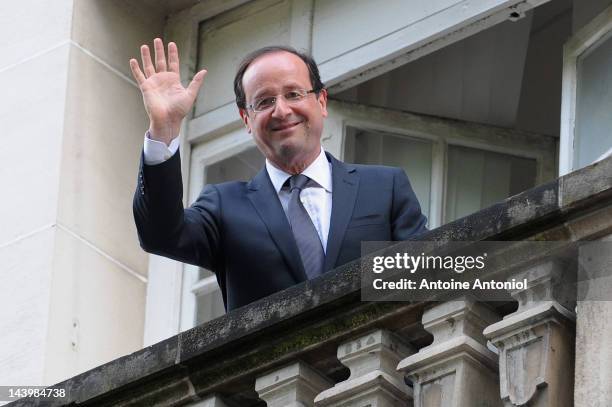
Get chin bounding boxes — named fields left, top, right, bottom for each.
left=276, top=142, right=302, bottom=160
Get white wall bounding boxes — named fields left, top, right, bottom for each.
left=0, top=0, right=165, bottom=388
left=0, top=0, right=73, bottom=387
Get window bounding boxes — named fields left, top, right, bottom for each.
left=445, top=145, right=537, bottom=221
left=345, top=127, right=433, bottom=221
left=346, top=127, right=538, bottom=225
left=560, top=5, right=612, bottom=174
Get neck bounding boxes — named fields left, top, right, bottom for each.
left=270, top=148, right=321, bottom=175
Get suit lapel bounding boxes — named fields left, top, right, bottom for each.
left=324, top=153, right=359, bottom=272
left=247, top=168, right=307, bottom=283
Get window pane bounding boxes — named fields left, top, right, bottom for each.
left=205, top=146, right=265, bottom=184
left=346, top=127, right=432, bottom=220
left=195, top=289, right=225, bottom=326
left=574, top=31, right=612, bottom=169
left=445, top=145, right=536, bottom=222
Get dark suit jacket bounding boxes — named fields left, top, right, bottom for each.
left=134, top=150, right=427, bottom=311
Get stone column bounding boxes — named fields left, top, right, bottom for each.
left=314, top=329, right=414, bottom=407
left=255, top=361, right=332, bottom=407
left=397, top=297, right=502, bottom=407
left=574, top=301, right=612, bottom=407
left=483, top=260, right=576, bottom=407
left=574, top=241, right=612, bottom=407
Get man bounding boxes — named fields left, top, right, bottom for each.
left=131, top=38, right=427, bottom=311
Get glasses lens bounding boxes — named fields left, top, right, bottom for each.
left=254, top=97, right=275, bottom=112
left=251, top=89, right=312, bottom=112
left=284, top=90, right=306, bottom=101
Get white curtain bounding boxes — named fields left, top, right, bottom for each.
left=445, top=145, right=536, bottom=222
left=351, top=128, right=433, bottom=221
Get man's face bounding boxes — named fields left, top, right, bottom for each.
left=239, top=51, right=328, bottom=170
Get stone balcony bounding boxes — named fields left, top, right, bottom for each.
left=9, top=156, right=612, bottom=407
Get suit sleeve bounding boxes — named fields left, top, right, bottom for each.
left=133, top=150, right=222, bottom=271
left=391, top=167, right=428, bottom=240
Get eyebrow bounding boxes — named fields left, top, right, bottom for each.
left=251, top=83, right=309, bottom=100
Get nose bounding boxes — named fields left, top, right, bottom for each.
left=270, top=95, right=291, bottom=119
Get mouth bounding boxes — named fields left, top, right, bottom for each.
left=270, top=120, right=303, bottom=132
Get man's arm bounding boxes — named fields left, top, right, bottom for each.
left=133, top=150, right=222, bottom=270
left=391, top=167, right=428, bottom=240
left=130, top=39, right=218, bottom=267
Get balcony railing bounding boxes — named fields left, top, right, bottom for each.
left=9, top=156, right=612, bottom=407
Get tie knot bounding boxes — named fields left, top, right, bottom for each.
left=289, top=174, right=310, bottom=192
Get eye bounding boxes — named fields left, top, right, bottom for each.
left=254, top=96, right=275, bottom=111
left=284, top=90, right=304, bottom=101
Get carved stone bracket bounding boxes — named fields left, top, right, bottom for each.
left=483, top=260, right=576, bottom=407
left=397, top=297, right=502, bottom=407
left=255, top=361, right=333, bottom=407
left=314, top=329, right=415, bottom=407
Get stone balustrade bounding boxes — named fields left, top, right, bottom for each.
left=8, top=158, right=612, bottom=407
left=398, top=297, right=501, bottom=407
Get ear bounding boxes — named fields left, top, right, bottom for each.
left=239, top=108, right=252, bottom=133
left=317, top=89, right=328, bottom=118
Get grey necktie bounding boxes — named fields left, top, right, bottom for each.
left=287, top=174, right=325, bottom=279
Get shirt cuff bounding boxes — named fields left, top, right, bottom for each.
left=143, top=131, right=180, bottom=165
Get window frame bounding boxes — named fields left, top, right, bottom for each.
left=559, top=4, right=612, bottom=175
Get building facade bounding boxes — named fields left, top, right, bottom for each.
left=1, top=0, right=611, bottom=399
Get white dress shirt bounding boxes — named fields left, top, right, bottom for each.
left=143, top=135, right=333, bottom=252
left=143, top=133, right=180, bottom=165
left=265, top=148, right=333, bottom=252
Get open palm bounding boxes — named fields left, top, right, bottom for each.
left=130, top=38, right=206, bottom=145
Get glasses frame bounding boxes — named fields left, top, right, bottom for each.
left=246, top=88, right=318, bottom=113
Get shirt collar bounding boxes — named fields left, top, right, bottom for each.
left=266, top=147, right=332, bottom=193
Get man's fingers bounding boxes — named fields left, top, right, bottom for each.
left=140, top=45, right=155, bottom=77
left=154, top=38, right=167, bottom=72
left=129, top=59, right=146, bottom=86
left=168, top=42, right=179, bottom=74
left=186, top=69, right=207, bottom=99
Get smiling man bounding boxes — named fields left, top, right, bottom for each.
left=236, top=48, right=327, bottom=175
left=131, top=39, right=427, bottom=311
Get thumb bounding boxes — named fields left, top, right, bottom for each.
left=187, top=69, right=207, bottom=99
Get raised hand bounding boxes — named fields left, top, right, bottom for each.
left=129, top=38, right=207, bottom=145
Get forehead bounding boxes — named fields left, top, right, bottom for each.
left=242, top=51, right=312, bottom=97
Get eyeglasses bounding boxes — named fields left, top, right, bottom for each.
left=247, top=89, right=317, bottom=113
